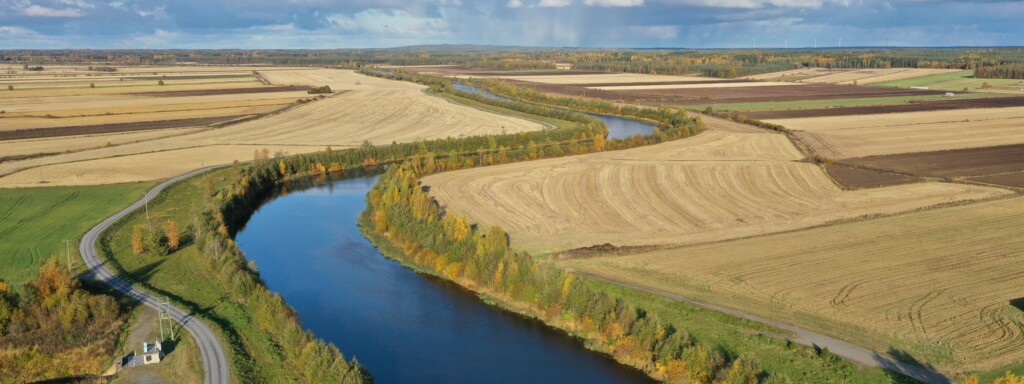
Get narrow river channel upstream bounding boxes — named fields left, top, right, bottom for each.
left=236, top=174, right=654, bottom=384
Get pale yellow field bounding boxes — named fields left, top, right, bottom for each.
left=499, top=73, right=715, bottom=84
left=0, top=80, right=268, bottom=99
left=423, top=124, right=1008, bottom=254
left=0, top=128, right=206, bottom=159
left=0, top=91, right=310, bottom=115
left=0, top=69, right=544, bottom=187
left=741, top=68, right=838, bottom=81
left=798, top=68, right=962, bottom=85
left=767, top=107, right=1024, bottom=158
left=564, top=196, right=1024, bottom=374
left=588, top=81, right=800, bottom=91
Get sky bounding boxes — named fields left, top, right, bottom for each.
left=0, top=0, right=1021, bottom=49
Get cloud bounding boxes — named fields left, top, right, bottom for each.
left=538, top=0, right=573, bottom=7
left=584, top=0, right=643, bottom=6
left=507, top=0, right=524, bottom=7
left=629, top=25, right=677, bottom=38
left=661, top=0, right=826, bottom=8
left=22, top=4, right=85, bottom=17
left=0, top=25, right=37, bottom=36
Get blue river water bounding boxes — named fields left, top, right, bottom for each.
left=236, top=175, right=654, bottom=384
left=452, top=82, right=655, bottom=140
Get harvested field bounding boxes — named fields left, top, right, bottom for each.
left=129, top=85, right=310, bottom=97
left=799, top=68, right=961, bottom=85
left=0, top=92, right=309, bottom=116
left=0, top=128, right=204, bottom=160
left=0, top=80, right=270, bottom=99
left=826, top=165, right=916, bottom=189
left=423, top=125, right=1007, bottom=254
left=745, top=95, right=1024, bottom=119
left=741, top=68, right=838, bottom=81
left=572, top=80, right=751, bottom=88
left=0, top=103, right=292, bottom=131
left=0, top=116, right=242, bottom=140
left=970, top=172, right=1024, bottom=189
left=0, top=69, right=544, bottom=187
left=684, top=93, right=1004, bottom=113
left=874, top=70, right=1024, bottom=94
left=563, top=196, right=1024, bottom=374
left=769, top=107, right=1024, bottom=158
left=501, top=73, right=714, bottom=85
left=386, top=65, right=603, bottom=77
left=844, top=144, right=1024, bottom=178
left=589, top=81, right=799, bottom=90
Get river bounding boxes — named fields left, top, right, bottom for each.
left=451, top=82, right=655, bottom=140
left=236, top=174, right=654, bottom=384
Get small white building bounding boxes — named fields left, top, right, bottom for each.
left=555, top=63, right=573, bottom=70
left=141, top=341, right=163, bottom=365
left=945, top=92, right=956, bottom=97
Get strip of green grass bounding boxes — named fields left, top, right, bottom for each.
left=0, top=182, right=152, bottom=282
left=584, top=278, right=917, bottom=383
left=680, top=92, right=1003, bottom=112
left=872, top=70, right=1024, bottom=91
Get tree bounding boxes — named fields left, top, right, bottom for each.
left=204, top=175, right=215, bottom=198
left=592, top=133, right=606, bottom=151
left=158, top=80, right=165, bottom=86
left=131, top=226, right=145, bottom=254
left=6, top=85, right=12, bottom=91
left=89, top=83, right=96, bottom=88
left=164, top=219, right=180, bottom=251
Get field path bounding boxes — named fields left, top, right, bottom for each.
left=576, top=271, right=954, bottom=384
left=79, top=167, right=230, bottom=384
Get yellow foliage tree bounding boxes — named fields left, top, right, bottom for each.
left=164, top=219, right=180, bottom=251
left=131, top=226, right=145, bottom=254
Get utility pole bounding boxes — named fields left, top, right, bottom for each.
left=814, top=38, right=817, bottom=49
left=63, top=239, right=72, bottom=271
left=753, top=38, right=757, bottom=49
left=784, top=39, right=788, bottom=49
left=839, top=38, right=842, bottom=48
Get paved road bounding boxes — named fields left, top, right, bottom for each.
left=80, top=167, right=230, bottom=384
left=575, top=272, right=954, bottom=384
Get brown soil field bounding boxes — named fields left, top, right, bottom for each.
left=563, top=196, right=1024, bottom=374
left=573, top=79, right=752, bottom=87
left=798, top=68, right=961, bottom=85
left=0, top=69, right=544, bottom=187
left=510, top=80, right=943, bottom=105
left=0, top=128, right=205, bottom=160
left=741, top=68, right=839, bottom=81
left=826, top=165, right=917, bottom=189
left=0, top=103, right=291, bottom=131
left=844, top=144, right=1024, bottom=178
left=422, top=122, right=1007, bottom=254
left=969, top=172, right=1024, bottom=188
left=771, top=107, right=1024, bottom=158
left=0, top=92, right=309, bottom=115
left=588, top=81, right=800, bottom=91
left=502, top=73, right=714, bottom=85
left=745, top=95, right=1024, bottom=119
left=0, top=116, right=244, bottom=140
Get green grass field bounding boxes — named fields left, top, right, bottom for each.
left=584, top=278, right=916, bottom=383
left=872, top=70, right=1024, bottom=91
left=681, top=92, right=1004, bottom=112
left=0, top=182, right=151, bottom=282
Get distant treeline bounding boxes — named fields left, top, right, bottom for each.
left=5, top=47, right=1024, bottom=78
left=974, top=64, right=1024, bottom=79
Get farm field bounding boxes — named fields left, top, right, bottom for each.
left=0, top=69, right=545, bottom=187
left=688, top=92, right=1006, bottom=114
left=561, top=196, right=1024, bottom=375
left=767, top=106, right=1024, bottom=158
left=796, top=68, right=961, bottom=85
left=844, top=144, right=1024, bottom=189
left=422, top=118, right=1008, bottom=254
left=0, top=182, right=151, bottom=282
left=0, top=128, right=205, bottom=160
left=743, top=94, right=1023, bottom=118
left=499, top=73, right=715, bottom=84
left=873, top=70, right=1024, bottom=94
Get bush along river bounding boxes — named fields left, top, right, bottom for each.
left=452, top=82, right=656, bottom=140
left=236, top=174, right=654, bottom=384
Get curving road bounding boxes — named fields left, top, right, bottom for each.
left=575, top=272, right=953, bottom=384
left=80, top=167, right=230, bottom=384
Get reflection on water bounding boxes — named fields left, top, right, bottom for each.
left=236, top=175, right=653, bottom=384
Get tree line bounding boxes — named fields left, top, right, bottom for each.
left=975, top=64, right=1024, bottom=79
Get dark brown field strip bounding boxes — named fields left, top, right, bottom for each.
left=0, top=115, right=243, bottom=141
left=508, top=80, right=944, bottom=105
left=844, top=144, right=1024, bottom=178
left=130, top=85, right=310, bottom=97
left=969, top=172, right=1024, bottom=188
left=573, top=79, right=753, bottom=87
left=123, top=74, right=255, bottom=81
left=745, top=96, right=1024, bottom=119
left=826, top=165, right=917, bottom=189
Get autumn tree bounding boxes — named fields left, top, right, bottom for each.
left=204, top=175, right=215, bottom=198
left=131, top=226, right=145, bottom=254
left=592, top=132, right=606, bottom=151
left=164, top=219, right=180, bottom=251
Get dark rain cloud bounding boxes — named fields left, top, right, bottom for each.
left=0, top=0, right=1020, bottom=48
